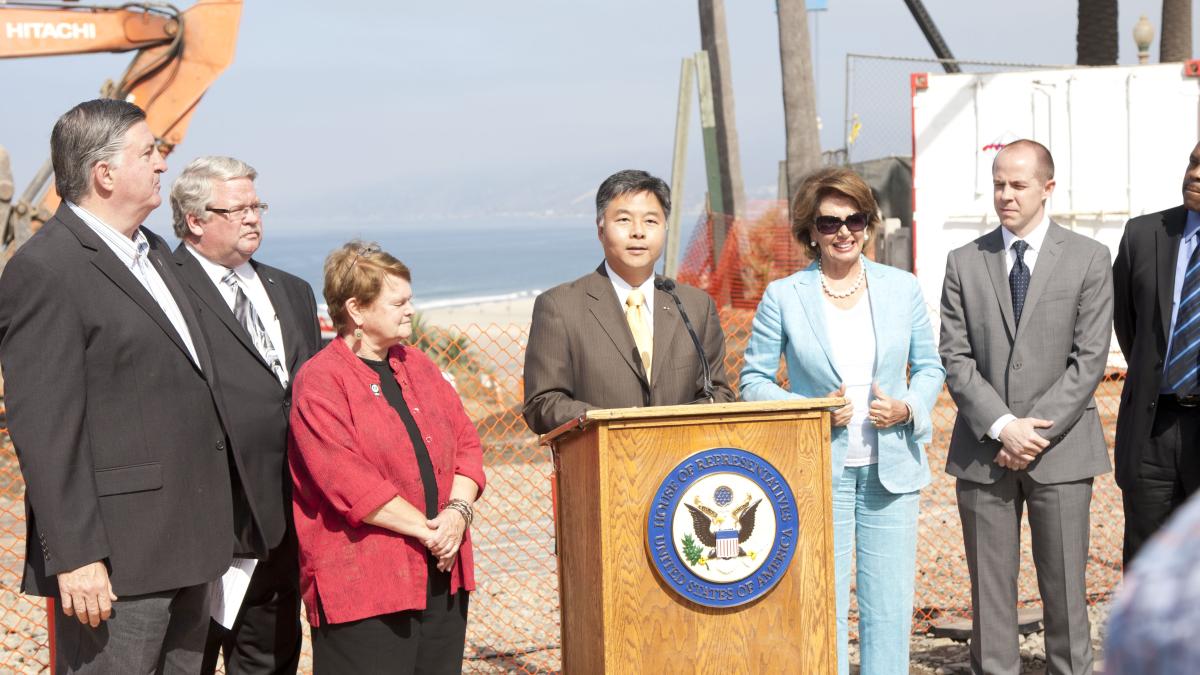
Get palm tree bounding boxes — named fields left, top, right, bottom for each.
left=1161, top=0, right=1193, bottom=62
left=1076, top=0, right=1118, bottom=65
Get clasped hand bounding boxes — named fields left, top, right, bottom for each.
left=424, top=509, right=467, bottom=573
left=995, top=417, right=1054, bottom=470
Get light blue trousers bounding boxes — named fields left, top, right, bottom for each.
left=833, top=464, right=920, bottom=675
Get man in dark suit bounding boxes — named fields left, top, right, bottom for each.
left=939, top=140, right=1113, bottom=675
left=0, top=100, right=236, bottom=672
left=1113, top=140, right=1200, bottom=564
left=168, top=156, right=321, bottom=674
left=522, top=169, right=734, bottom=435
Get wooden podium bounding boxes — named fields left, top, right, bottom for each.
left=543, top=399, right=840, bottom=674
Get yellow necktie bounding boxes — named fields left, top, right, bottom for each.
left=626, top=289, right=652, bottom=380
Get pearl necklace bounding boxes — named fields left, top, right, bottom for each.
left=818, top=258, right=865, bottom=299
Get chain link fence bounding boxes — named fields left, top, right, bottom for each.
left=0, top=310, right=1126, bottom=673
left=841, top=53, right=1065, bottom=165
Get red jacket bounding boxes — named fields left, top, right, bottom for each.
left=288, top=338, right=487, bottom=626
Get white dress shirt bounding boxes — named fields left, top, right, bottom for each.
left=68, top=202, right=201, bottom=368
left=185, top=244, right=289, bottom=385
left=989, top=213, right=1051, bottom=440
left=605, top=261, right=655, bottom=339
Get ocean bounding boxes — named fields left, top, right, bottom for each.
left=194, top=215, right=660, bottom=309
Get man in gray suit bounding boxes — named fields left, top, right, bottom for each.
left=522, top=169, right=734, bottom=435
left=939, top=140, right=1113, bottom=675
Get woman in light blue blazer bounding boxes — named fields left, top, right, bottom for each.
left=741, top=167, right=945, bottom=675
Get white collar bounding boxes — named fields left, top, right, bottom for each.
left=185, top=243, right=257, bottom=287
left=1001, top=212, right=1051, bottom=253
left=604, top=261, right=656, bottom=299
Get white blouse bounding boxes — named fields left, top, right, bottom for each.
left=822, top=294, right=879, bottom=467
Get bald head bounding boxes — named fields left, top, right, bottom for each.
left=994, top=140, right=1054, bottom=183
left=992, top=139, right=1056, bottom=236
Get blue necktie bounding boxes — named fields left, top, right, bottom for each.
left=1165, top=241, right=1200, bottom=394
left=1009, top=240, right=1031, bottom=326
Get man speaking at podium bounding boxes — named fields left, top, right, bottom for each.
left=522, top=169, right=735, bottom=435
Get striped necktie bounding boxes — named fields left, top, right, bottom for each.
left=222, top=270, right=287, bottom=387
left=625, top=289, right=652, bottom=380
left=1166, top=241, right=1200, bottom=394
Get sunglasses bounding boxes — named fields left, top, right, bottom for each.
left=813, top=212, right=869, bottom=235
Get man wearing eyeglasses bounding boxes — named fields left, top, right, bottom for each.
left=939, top=140, right=1113, bottom=675
left=169, top=156, right=321, bottom=675
left=522, top=169, right=735, bottom=436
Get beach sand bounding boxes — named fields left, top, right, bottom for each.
left=418, top=296, right=536, bottom=329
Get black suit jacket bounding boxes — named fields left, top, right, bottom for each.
left=1114, top=205, right=1190, bottom=489
left=0, top=204, right=234, bottom=597
left=173, top=245, right=321, bottom=555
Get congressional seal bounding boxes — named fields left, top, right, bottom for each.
left=645, top=447, right=798, bottom=608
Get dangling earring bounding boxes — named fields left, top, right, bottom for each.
left=810, top=240, right=817, bottom=247
left=863, top=233, right=870, bottom=242
left=353, top=327, right=364, bottom=340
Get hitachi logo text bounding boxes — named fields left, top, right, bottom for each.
left=5, top=22, right=98, bottom=40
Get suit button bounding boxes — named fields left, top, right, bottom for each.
left=1149, top=402, right=1157, bottom=410
left=283, top=400, right=291, bottom=409
left=1157, top=360, right=1164, bottom=368
left=216, top=440, right=226, bottom=452
left=1013, top=362, right=1023, bottom=370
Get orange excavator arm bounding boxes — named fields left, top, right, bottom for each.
left=0, top=0, right=244, bottom=263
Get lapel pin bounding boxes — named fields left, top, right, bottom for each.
left=370, top=383, right=381, bottom=396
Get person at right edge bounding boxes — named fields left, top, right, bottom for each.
left=1112, top=139, right=1200, bottom=565
left=288, top=242, right=486, bottom=674
left=940, top=139, right=1112, bottom=675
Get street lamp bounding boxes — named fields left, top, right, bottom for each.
left=1133, top=15, right=1155, bottom=65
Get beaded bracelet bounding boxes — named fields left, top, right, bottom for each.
left=443, top=498, right=474, bottom=528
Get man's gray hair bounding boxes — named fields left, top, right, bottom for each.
left=170, top=156, right=258, bottom=238
left=50, top=99, right=146, bottom=204
left=595, top=169, right=671, bottom=222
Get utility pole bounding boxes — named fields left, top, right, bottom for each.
left=665, top=56, right=695, bottom=279
left=777, top=0, right=822, bottom=205
left=1161, top=0, right=1193, bottom=62
left=698, top=0, right=745, bottom=262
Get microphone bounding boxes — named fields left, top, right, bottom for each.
left=654, top=277, right=714, bottom=403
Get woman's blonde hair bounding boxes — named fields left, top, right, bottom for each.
left=323, top=240, right=411, bottom=334
left=790, top=167, right=881, bottom=260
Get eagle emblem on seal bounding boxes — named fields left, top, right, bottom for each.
left=680, top=485, right=761, bottom=567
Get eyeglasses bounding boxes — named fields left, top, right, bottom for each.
left=339, top=244, right=381, bottom=286
left=206, top=203, right=269, bottom=220
left=813, top=212, right=868, bottom=235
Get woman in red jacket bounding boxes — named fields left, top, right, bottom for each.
left=288, top=241, right=486, bottom=674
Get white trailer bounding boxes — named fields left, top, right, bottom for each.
left=911, top=61, right=1200, bottom=360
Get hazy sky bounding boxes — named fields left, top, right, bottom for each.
left=2, top=0, right=1194, bottom=232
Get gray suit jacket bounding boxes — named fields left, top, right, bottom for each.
left=522, top=264, right=735, bottom=435
left=939, top=222, right=1113, bottom=484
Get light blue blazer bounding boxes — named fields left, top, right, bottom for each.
left=740, top=259, right=946, bottom=494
